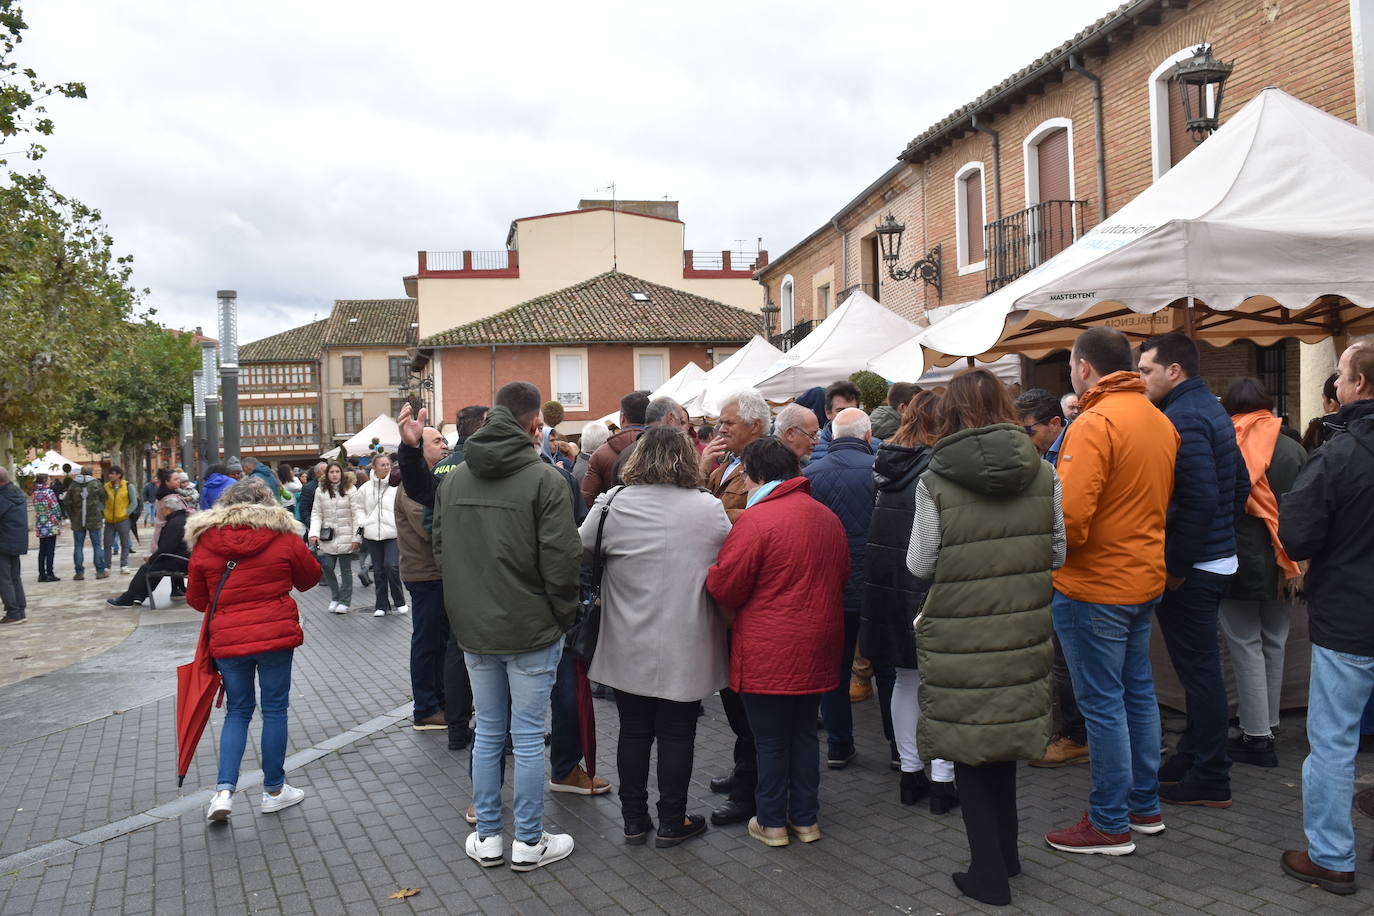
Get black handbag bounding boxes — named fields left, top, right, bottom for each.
left=565, top=486, right=623, bottom=661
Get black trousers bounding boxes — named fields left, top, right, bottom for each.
left=37, top=536, right=56, bottom=578
left=119, top=556, right=187, bottom=604
left=720, top=686, right=757, bottom=805
left=443, top=630, right=473, bottom=730
left=953, top=760, right=1020, bottom=906
left=1051, top=633, right=1087, bottom=744
left=614, top=690, right=699, bottom=826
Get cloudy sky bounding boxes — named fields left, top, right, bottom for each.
left=20, top=0, right=1117, bottom=342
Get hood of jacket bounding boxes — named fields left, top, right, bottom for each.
left=754, top=474, right=811, bottom=505
left=1337, top=399, right=1374, bottom=452
left=72, top=474, right=96, bottom=486
left=462, top=406, right=541, bottom=480
left=874, top=442, right=933, bottom=493
left=929, top=423, right=1042, bottom=497
left=0, top=482, right=23, bottom=507
left=185, top=501, right=303, bottom=553
left=1079, top=370, right=1147, bottom=409
left=793, top=386, right=829, bottom=429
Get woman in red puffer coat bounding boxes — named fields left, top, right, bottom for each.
left=186, top=477, right=321, bottom=825
left=707, top=436, right=848, bottom=848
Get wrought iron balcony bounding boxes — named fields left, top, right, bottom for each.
left=769, top=319, right=817, bottom=352
left=984, top=200, right=1085, bottom=294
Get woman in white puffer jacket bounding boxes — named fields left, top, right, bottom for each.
left=309, top=462, right=361, bottom=613
left=352, top=454, right=406, bottom=618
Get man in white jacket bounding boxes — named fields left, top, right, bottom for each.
left=353, top=454, right=408, bottom=617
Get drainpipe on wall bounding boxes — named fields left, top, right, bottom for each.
left=831, top=217, right=848, bottom=297
left=1068, top=53, right=1108, bottom=224
left=968, top=115, right=1002, bottom=220
left=489, top=345, right=497, bottom=406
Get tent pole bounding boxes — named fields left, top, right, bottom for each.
left=1184, top=296, right=1197, bottom=339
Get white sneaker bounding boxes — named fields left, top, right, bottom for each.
left=509, top=831, right=573, bottom=872
left=395, top=604, right=409, bottom=615
left=329, top=602, right=347, bottom=614
left=206, top=790, right=233, bottom=823
left=120, top=566, right=131, bottom=575
left=373, top=608, right=386, bottom=618
left=465, top=831, right=504, bottom=868
left=261, top=784, right=305, bottom=813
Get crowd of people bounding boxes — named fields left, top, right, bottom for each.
left=1, top=327, right=1371, bottom=903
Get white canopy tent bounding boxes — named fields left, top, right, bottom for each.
left=681, top=336, right=786, bottom=418
left=327, top=414, right=401, bottom=458
left=19, top=450, right=80, bottom=476
left=870, top=88, right=1374, bottom=378
left=593, top=361, right=708, bottom=426
left=750, top=291, right=923, bottom=402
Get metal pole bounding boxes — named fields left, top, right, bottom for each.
left=181, top=404, right=194, bottom=474
left=193, top=370, right=206, bottom=481
left=217, top=291, right=241, bottom=460
left=202, top=342, right=220, bottom=465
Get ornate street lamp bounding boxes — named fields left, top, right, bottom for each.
left=761, top=298, right=780, bottom=338
left=875, top=213, right=942, bottom=299
left=1171, top=44, right=1234, bottom=141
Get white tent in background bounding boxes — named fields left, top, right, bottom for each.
left=749, top=291, right=923, bottom=402
left=870, top=88, right=1374, bottom=379
left=913, top=354, right=1023, bottom=387
left=681, top=336, right=786, bottom=418
left=19, top=450, right=79, bottom=476
left=594, top=361, right=708, bottom=426
left=328, top=414, right=401, bottom=458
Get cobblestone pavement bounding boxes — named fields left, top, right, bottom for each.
left=2, top=565, right=1373, bottom=915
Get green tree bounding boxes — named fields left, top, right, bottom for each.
left=848, top=370, right=890, bottom=413
left=0, top=0, right=86, bottom=165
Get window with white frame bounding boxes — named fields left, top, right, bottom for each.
left=550, top=348, right=589, bottom=410
left=780, top=275, right=795, bottom=330
left=1149, top=47, right=1209, bottom=181
left=633, top=348, right=669, bottom=392
left=954, top=162, right=987, bottom=274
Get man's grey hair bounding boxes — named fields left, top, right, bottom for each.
left=313, top=461, right=327, bottom=477
left=773, top=403, right=814, bottom=436
left=646, top=396, right=683, bottom=426
left=79, top=465, right=91, bottom=476
left=580, top=421, right=611, bottom=455
left=833, top=407, right=872, bottom=440
left=722, top=388, right=770, bottom=426
left=241, top=456, right=259, bottom=471
left=220, top=477, right=275, bottom=507
left=1060, top=392, right=1078, bottom=408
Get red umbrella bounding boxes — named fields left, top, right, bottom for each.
left=175, top=560, right=236, bottom=787
left=573, top=657, right=596, bottom=778
left=176, top=612, right=225, bottom=787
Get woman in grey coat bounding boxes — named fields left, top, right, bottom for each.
left=580, top=425, right=731, bottom=848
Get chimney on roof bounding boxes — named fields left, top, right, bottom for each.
left=578, top=199, right=679, bottom=221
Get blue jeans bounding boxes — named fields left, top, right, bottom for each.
left=465, top=638, right=563, bottom=843
left=405, top=580, right=448, bottom=719
left=73, top=528, right=105, bottom=575
left=550, top=648, right=582, bottom=782
left=1052, top=590, right=1161, bottom=834
left=1155, top=569, right=1232, bottom=786
left=215, top=649, right=294, bottom=792
left=1360, top=691, right=1374, bottom=735
left=1302, top=644, right=1374, bottom=871
left=742, top=692, right=822, bottom=829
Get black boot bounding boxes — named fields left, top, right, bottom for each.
left=1229, top=733, right=1277, bottom=768
left=930, top=780, right=960, bottom=815
left=623, top=815, right=654, bottom=846
left=900, top=770, right=930, bottom=806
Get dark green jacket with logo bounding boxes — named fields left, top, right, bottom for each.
left=431, top=406, right=581, bottom=655
left=915, top=423, right=1058, bottom=766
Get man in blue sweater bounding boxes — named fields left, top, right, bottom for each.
left=1138, top=333, right=1250, bottom=808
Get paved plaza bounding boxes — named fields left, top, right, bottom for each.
left=2, top=529, right=1373, bottom=915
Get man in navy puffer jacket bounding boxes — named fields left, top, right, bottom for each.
left=804, top=407, right=894, bottom=768
left=1139, top=332, right=1250, bottom=808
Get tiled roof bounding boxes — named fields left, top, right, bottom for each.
left=899, top=0, right=1157, bottom=161
left=421, top=272, right=760, bottom=347
left=240, top=319, right=327, bottom=363
left=322, top=299, right=418, bottom=348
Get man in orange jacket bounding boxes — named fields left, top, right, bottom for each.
left=1044, top=327, right=1179, bottom=857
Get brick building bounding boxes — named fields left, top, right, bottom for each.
left=416, top=272, right=760, bottom=434
left=758, top=0, right=1367, bottom=424
left=238, top=319, right=327, bottom=463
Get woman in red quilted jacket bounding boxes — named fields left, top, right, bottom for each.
left=186, top=477, right=322, bottom=825
left=706, top=437, right=849, bottom=848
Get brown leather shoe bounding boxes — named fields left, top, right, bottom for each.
left=1280, top=849, right=1356, bottom=895
left=849, top=680, right=873, bottom=703
left=549, top=764, right=611, bottom=795
left=412, top=712, right=448, bottom=731
left=1029, top=736, right=1090, bottom=768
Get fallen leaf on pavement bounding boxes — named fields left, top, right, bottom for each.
left=387, top=889, right=419, bottom=900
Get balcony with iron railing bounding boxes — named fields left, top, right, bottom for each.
left=240, top=425, right=322, bottom=454
left=417, top=249, right=520, bottom=278
left=983, top=200, right=1085, bottom=294
left=683, top=249, right=768, bottom=278
left=769, top=319, right=817, bottom=352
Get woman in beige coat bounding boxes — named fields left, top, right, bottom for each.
left=580, top=425, right=730, bottom=848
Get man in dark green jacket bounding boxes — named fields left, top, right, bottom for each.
left=424, top=382, right=580, bottom=873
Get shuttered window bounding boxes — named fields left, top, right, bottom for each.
left=963, top=170, right=984, bottom=264
left=1168, top=82, right=1196, bottom=167
left=1036, top=128, right=1071, bottom=201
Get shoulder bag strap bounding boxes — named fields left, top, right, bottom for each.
left=205, top=559, right=237, bottom=628
left=589, top=486, right=625, bottom=590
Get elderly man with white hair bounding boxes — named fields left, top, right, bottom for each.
left=573, top=421, right=611, bottom=486
left=803, top=407, right=898, bottom=770
left=774, top=402, right=821, bottom=465
left=700, top=386, right=771, bottom=829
